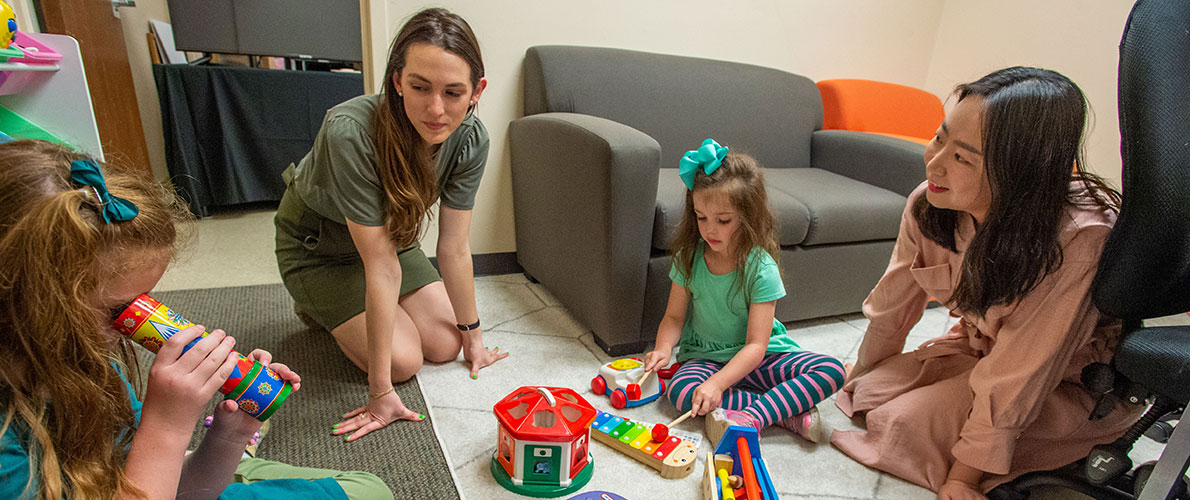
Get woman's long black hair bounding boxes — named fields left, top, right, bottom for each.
left=915, top=66, right=1121, bottom=316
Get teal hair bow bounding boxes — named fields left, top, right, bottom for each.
left=678, top=138, right=729, bottom=189
left=70, top=159, right=139, bottom=223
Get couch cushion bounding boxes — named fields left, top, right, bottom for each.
left=765, top=168, right=906, bottom=246
left=524, top=46, right=822, bottom=176
left=652, top=169, right=811, bottom=250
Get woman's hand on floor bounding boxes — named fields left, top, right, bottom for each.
left=461, top=328, right=509, bottom=379
left=332, top=390, right=424, bottom=442
left=937, top=480, right=988, bottom=500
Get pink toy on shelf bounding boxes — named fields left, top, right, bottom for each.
left=10, top=31, right=62, bottom=65
left=0, top=31, right=63, bottom=96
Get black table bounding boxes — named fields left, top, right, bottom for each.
left=154, top=64, right=364, bottom=216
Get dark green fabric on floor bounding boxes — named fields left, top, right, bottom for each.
left=147, top=284, right=458, bottom=499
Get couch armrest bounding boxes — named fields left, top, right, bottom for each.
left=510, top=112, right=661, bottom=350
left=810, top=129, right=927, bottom=197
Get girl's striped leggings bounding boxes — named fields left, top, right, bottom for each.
left=665, top=351, right=846, bottom=428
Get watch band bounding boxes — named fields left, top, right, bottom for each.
left=456, top=319, right=481, bottom=331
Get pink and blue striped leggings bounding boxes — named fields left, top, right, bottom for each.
left=666, top=351, right=846, bottom=428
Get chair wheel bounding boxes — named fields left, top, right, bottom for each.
left=1144, top=420, right=1175, bottom=443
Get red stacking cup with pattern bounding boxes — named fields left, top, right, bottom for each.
left=112, top=294, right=293, bottom=421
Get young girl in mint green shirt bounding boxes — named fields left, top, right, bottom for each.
left=642, top=139, right=846, bottom=445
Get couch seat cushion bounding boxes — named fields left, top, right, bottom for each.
left=765, top=168, right=906, bottom=246
left=653, top=168, right=811, bottom=250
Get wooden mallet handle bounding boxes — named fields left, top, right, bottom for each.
left=636, top=368, right=652, bottom=386
left=666, top=409, right=694, bottom=428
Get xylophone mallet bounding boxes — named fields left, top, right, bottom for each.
left=651, top=408, right=694, bottom=442
left=627, top=368, right=652, bottom=400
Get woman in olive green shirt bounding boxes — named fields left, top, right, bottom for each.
left=274, top=8, right=506, bottom=442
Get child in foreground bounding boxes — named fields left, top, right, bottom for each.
left=0, top=140, right=392, bottom=500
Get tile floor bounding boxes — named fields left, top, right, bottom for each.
left=161, top=209, right=1184, bottom=500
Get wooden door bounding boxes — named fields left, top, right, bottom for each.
left=35, top=0, right=151, bottom=173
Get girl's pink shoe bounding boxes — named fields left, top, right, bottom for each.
left=705, top=408, right=762, bottom=447
left=776, top=406, right=823, bottom=443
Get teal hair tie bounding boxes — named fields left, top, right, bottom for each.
left=678, top=138, right=729, bottom=189
left=70, top=159, right=139, bottom=223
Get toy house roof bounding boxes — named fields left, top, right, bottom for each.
left=493, top=386, right=597, bottom=441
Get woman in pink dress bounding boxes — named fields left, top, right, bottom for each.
left=832, top=66, right=1141, bottom=500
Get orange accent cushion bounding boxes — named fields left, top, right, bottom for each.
left=817, top=79, right=945, bottom=141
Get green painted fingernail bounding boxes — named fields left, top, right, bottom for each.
left=471, top=374, right=478, bottom=380
left=344, top=435, right=351, bottom=441
left=341, top=413, right=347, bottom=418
left=419, top=413, right=426, bottom=419
left=333, top=423, right=340, bottom=428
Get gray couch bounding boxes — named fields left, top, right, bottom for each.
left=509, top=46, right=927, bottom=355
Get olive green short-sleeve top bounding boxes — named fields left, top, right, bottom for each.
left=288, top=94, right=490, bottom=226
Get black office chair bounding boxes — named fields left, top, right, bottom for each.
left=992, top=0, right=1190, bottom=499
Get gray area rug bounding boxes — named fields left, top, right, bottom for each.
left=148, top=284, right=459, bottom=499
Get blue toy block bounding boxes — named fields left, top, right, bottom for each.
left=713, top=425, right=762, bottom=477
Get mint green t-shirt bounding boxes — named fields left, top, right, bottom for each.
left=670, top=244, right=799, bottom=363
left=289, top=94, right=490, bottom=226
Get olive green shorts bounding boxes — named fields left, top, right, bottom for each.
left=274, top=187, right=441, bottom=331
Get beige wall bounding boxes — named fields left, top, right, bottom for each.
left=105, top=0, right=1132, bottom=256
left=379, top=0, right=948, bottom=256
left=924, top=0, right=1134, bottom=190
left=117, top=0, right=172, bottom=181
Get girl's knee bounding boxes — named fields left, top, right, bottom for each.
left=821, top=356, right=847, bottom=387
left=665, top=379, right=695, bottom=412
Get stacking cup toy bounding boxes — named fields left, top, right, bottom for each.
left=112, top=294, right=292, bottom=421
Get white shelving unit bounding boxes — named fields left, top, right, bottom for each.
left=0, top=33, right=103, bottom=160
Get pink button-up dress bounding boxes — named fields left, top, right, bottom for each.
left=832, top=182, right=1141, bottom=492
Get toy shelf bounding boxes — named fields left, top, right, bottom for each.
left=0, top=32, right=102, bottom=159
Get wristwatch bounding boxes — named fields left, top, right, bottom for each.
left=456, top=319, right=481, bottom=331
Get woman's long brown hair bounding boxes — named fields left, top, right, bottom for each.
left=373, top=8, right=483, bottom=247
left=0, top=140, right=192, bottom=499
left=915, top=66, right=1121, bottom=316
left=669, top=152, right=780, bottom=303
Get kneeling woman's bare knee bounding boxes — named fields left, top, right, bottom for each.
left=390, top=351, right=423, bottom=383
left=421, top=322, right=463, bottom=363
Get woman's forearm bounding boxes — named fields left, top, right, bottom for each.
left=437, top=248, right=478, bottom=327
left=364, top=269, right=401, bottom=391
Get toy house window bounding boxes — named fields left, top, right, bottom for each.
left=533, top=410, right=556, bottom=428
left=507, top=402, right=529, bottom=420
left=571, top=435, right=586, bottom=469
left=499, top=431, right=512, bottom=462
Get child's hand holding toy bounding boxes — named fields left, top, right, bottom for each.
left=207, top=348, right=301, bottom=443
left=140, top=325, right=240, bottom=436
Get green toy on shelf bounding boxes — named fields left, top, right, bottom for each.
left=0, top=104, right=67, bottom=145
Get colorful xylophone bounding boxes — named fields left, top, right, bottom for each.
left=589, top=411, right=697, bottom=479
